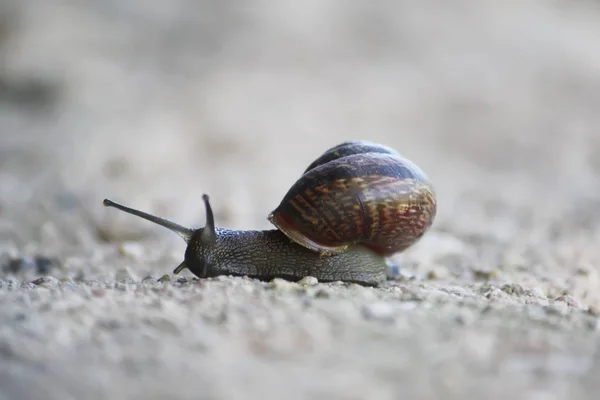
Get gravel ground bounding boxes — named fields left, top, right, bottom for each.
left=2, top=1, right=600, bottom=399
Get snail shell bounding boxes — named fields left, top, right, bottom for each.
left=268, top=141, right=436, bottom=256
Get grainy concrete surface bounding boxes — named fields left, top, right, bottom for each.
left=2, top=1, right=600, bottom=399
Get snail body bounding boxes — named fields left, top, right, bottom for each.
left=103, top=140, right=436, bottom=286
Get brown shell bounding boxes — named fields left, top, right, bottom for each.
left=268, top=141, right=437, bottom=256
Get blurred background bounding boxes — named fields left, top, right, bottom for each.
left=4, top=1, right=600, bottom=399
left=2, top=0, right=600, bottom=301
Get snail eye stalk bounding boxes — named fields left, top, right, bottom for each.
left=102, top=198, right=194, bottom=242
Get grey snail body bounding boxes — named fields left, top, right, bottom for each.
left=103, top=140, right=437, bottom=286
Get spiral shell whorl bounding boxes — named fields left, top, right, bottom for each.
left=303, top=140, right=401, bottom=173
left=268, top=141, right=437, bottom=256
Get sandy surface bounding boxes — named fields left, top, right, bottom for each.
left=2, top=0, right=600, bottom=399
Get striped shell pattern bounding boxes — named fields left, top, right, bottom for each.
left=268, top=141, right=437, bottom=257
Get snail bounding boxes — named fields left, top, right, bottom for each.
left=102, top=140, right=436, bottom=286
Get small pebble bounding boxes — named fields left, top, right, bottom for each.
left=30, top=277, right=46, bottom=286
left=501, top=283, right=525, bottom=296
left=267, top=278, right=300, bottom=291
left=297, top=276, right=318, bottom=286
left=525, top=287, right=546, bottom=299
left=158, top=274, right=171, bottom=282
left=30, top=276, right=59, bottom=287
left=554, top=295, right=582, bottom=308
left=59, top=277, right=75, bottom=289
left=484, top=288, right=510, bottom=301
left=142, top=276, right=156, bottom=282
left=114, top=282, right=130, bottom=291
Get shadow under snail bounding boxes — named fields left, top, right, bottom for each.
left=103, top=140, right=437, bottom=286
